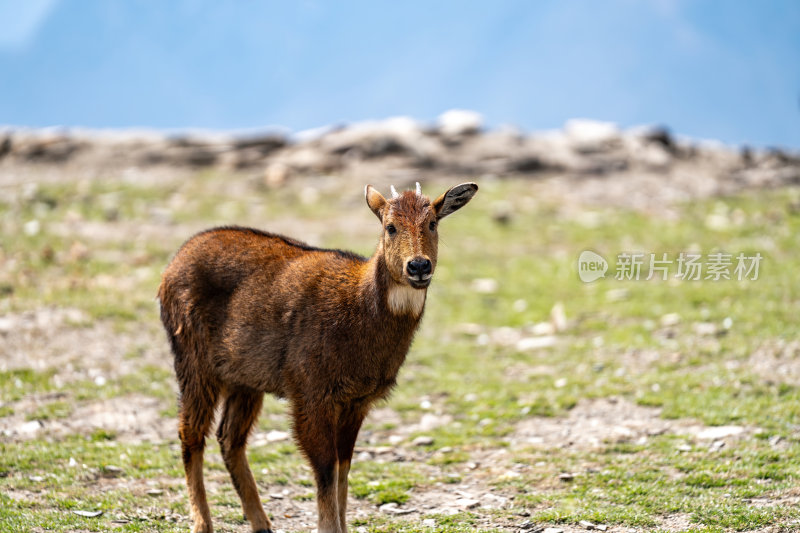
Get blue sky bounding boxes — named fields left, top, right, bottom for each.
left=1, top=1, right=798, bottom=147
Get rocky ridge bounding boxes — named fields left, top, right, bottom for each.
left=2, top=111, right=798, bottom=194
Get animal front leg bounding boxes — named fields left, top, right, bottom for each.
left=292, top=400, right=341, bottom=533
left=336, top=406, right=366, bottom=532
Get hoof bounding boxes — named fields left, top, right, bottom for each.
left=254, top=530, right=273, bottom=533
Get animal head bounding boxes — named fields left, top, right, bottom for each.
left=365, top=181, right=478, bottom=289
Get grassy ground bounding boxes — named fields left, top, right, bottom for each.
left=0, top=171, right=798, bottom=532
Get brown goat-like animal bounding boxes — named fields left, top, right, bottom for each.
left=158, top=182, right=478, bottom=533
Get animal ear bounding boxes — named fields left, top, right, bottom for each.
left=432, top=182, right=479, bottom=220
left=365, top=184, right=388, bottom=221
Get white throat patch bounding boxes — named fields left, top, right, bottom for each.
left=387, top=283, right=426, bottom=316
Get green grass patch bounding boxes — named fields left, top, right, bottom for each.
left=3, top=175, right=800, bottom=530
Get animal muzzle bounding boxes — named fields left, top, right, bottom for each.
left=406, top=258, right=432, bottom=288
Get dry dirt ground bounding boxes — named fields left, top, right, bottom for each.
left=1, top=305, right=780, bottom=533
left=1, top=288, right=795, bottom=532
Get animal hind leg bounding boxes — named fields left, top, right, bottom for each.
left=178, top=384, right=219, bottom=533
left=216, top=387, right=272, bottom=533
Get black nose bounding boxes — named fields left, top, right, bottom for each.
left=407, top=258, right=432, bottom=277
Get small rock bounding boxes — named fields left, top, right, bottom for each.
left=18, top=420, right=43, bottom=434
left=456, top=323, right=484, bottom=336
left=693, top=322, right=717, bottom=336
left=554, top=378, right=568, bottom=388
left=550, top=302, right=567, bottom=332
left=103, top=465, right=123, bottom=476
left=72, top=510, right=103, bottom=517
left=0, top=317, right=13, bottom=333
left=543, top=528, right=564, bottom=533
left=512, top=299, right=528, bottom=313
left=455, top=498, right=480, bottom=509
left=696, top=426, right=744, bottom=440
left=379, top=502, right=397, bottom=514
left=492, top=327, right=522, bottom=346
left=356, top=451, right=372, bottom=462
left=23, top=220, right=40, bottom=236
left=677, top=444, right=692, bottom=452
left=496, top=470, right=521, bottom=482
left=516, top=336, right=557, bottom=351
left=558, top=473, right=574, bottom=482
left=412, top=435, right=435, bottom=446
left=660, top=313, right=681, bottom=327
left=373, top=446, right=395, bottom=455
left=379, top=502, right=415, bottom=515
left=269, top=493, right=284, bottom=499
left=705, top=213, right=730, bottom=230
left=530, top=322, right=555, bottom=336
left=388, top=435, right=404, bottom=445
left=579, top=520, right=596, bottom=529
left=146, top=489, right=163, bottom=496
left=422, top=518, right=437, bottom=527
left=419, top=413, right=452, bottom=431
left=29, top=475, right=45, bottom=482
left=68, top=457, right=77, bottom=467
left=266, top=430, right=290, bottom=442
left=596, top=525, right=608, bottom=531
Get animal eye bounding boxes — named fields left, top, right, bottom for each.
left=429, top=220, right=437, bottom=231
left=386, top=224, right=397, bottom=235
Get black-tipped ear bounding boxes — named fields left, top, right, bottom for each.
left=365, top=184, right=387, bottom=221
left=432, top=182, right=478, bottom=220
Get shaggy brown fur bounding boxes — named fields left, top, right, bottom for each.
left=158, top=182, right=478, bottom=533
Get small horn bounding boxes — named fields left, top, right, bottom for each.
left=390, top=185, right=399, bottom=198
left=415, top=182, right=422, bottom=195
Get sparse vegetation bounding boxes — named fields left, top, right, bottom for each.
left=1, top=169, right=799, bottom=532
